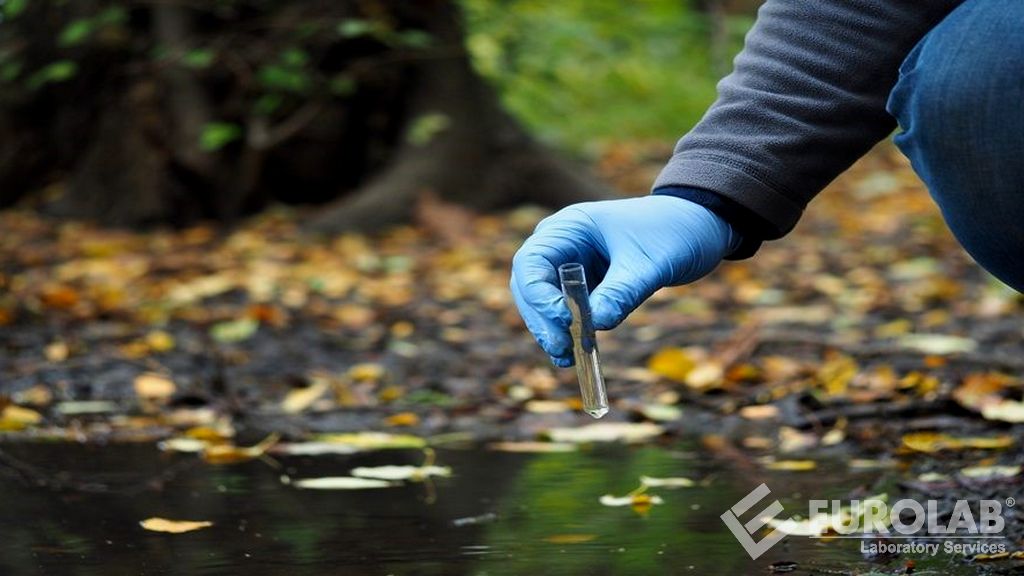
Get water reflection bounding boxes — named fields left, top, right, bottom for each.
left=0, top=441, right=983, bottom=575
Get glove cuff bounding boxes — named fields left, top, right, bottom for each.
left=652, top=186, right=771, bottom=260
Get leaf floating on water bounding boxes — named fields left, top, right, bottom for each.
left=272, top=442, right=360, bottom=456
left=901, top=432, right=1013, bottom=453
left=283, top=476, right=395, bottom=490
left=546, top=422, right=663, bottom=444
left=140, top=518, right=213, bottom=534
left=315, top=432, right=426, bottom=450
left=766, top=494, right=888, bottom=536
left=599, top=493, right=664, bottom=509
left=896, top=333, right=977, bottom=355
left=639, top=475, right=695, bottom=488
left=158, top=437, right=209, bottom=453
left=350, top=465, right=451, bottom=481
left=487, top=441, right=576, bottom=453
left=202, top=433, right=280, bottom=464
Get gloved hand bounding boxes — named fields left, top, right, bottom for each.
left=510, top=196, right=741, bottom=366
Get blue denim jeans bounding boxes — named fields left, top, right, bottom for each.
left=887, top=0, right=1024, bottom=291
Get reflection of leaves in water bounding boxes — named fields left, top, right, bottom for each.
left=478, top=446, right=753, bottom=575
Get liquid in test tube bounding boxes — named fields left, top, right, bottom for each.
left=558, top=263, right=609, bottom=418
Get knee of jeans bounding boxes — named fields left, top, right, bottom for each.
left=887, top=2, right=1024, bottom=156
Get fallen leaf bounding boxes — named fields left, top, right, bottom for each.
left=763, top=459, right=817, bottom=471
left=897, top=334, right=977, bottom=355
left=283, top=476, right=395, bottom=490
left=158, top=437, right=209, bottom=453
left=981, top=400, right=1024, bottom=423
left=350, top=465, right=451, bottom=481
left=639, top=475, right=694, bottom=488
left=140, top=518, right=213, bottom=534
left=202, top=433, right=280, bottom=464
left=599, top=493, right=664, bottom=508
left=0, top=405, right=43, bottom=430
left=272, top=442, right=360, bottom=456
left=524, top=400, right=571, bottom=414
left=134, top=372, right=176, bottom=402
left=54, top=400, right=118, bottom=415
left=209, top=318, right=259, bottom=343
left=959, top=465, right=1020, bottom=479
left=646, top=347, right=696, bottom=383
left=546, top=422, right=663, bottom=444
left=315, top=432, right=426, bottom=450
left=685, top=361, right=724, bottom=390
left=281, top=378, right=330, bottom=414
left=739, top=405, right=779, bottom=420
left=384, top=412, right=421, bottom=427
left=901, top=432, right=1013, bottom=453
left=638, top=404, right=682, bottom=422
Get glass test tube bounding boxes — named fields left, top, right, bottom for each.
left=558, top=263, right=609, bottom=419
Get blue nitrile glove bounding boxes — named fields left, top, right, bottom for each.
left=510, top=196, right=742, bottom=367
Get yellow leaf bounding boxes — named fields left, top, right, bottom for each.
left=764, top=459, right=817, bottom=471
left=384, top=412, right=420, bottom=427
left=348, top=363, right=385, bottom=382
left=599, top=493, right=664, bottom=507
left=140, top=518, right=213, bottom=534
left=44, top=341, right=69, bottom=362
left=902, top=432, right=1013, bottom=453
left=0, top=405, right=43, bottom=430
left=202, top=433, right=279, bottom=465
left=646, top=347, right=696, bottom=383
left=133, top=372, right=176, bottom=402
left=145, top=330, right=176, bottom=352
left=816, top=352, right=857, bottom=396
left=281, top=378, right=330, bottom=414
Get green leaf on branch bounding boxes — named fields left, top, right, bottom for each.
left=406, top=112, right=450, bottom=146
left=337, top=19, right=377, bottom=38
left=59, top=19, right=95, bottom=47
left=27, top=60, right=78, bottom=90
left=258, top=64, right=310, bottom=93
left=2, top=0, right=28, bottom=18
left=182, top=49, right=215, bottom=70
left=199, top=122, right=242, bottom=152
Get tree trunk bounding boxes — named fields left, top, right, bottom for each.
left=0, top=0, right=611, bottom=231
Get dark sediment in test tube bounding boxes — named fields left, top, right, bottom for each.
left=558, top=263, right=609, bottom=418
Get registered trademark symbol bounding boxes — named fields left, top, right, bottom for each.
left=1006, top=497, right=1015, bottom=507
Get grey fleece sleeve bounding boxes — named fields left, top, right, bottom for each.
left=653, top=0, right=961, bottom=247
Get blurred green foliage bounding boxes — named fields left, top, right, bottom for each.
left=462, top=0, right=754, bottom=152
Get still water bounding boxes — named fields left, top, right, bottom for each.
left=0, top=441, right=992, bottom=575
